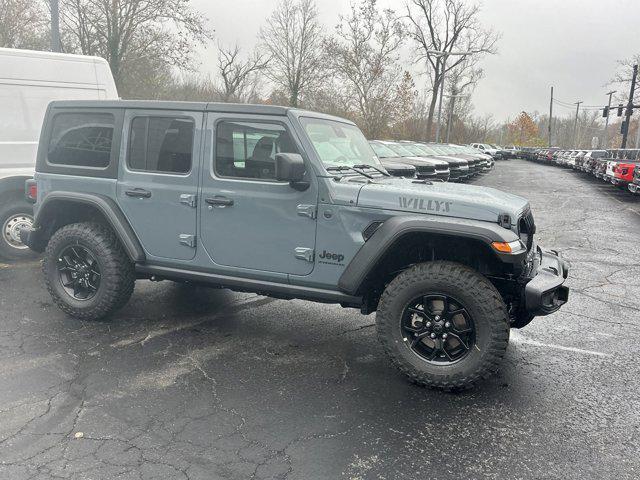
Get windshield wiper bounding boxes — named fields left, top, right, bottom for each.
left=326, top=165, right=374, bottom=179
left=352, top=164, right=391, bottom=177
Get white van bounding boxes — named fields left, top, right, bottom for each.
left=0, top=47, right=118, bottom=259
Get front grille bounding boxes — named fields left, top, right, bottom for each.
left=518, top=210, right=536, bottom=251
left=416, top=165, right=436, bottom=174
left=434, top=165, right=448, bottom=172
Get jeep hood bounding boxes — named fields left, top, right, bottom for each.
left=356, top=178, right=529, bottom=224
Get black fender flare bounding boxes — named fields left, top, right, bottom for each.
left=338, top=215, right=524, bottom=296
left=30, top=191, right=145, bottom=262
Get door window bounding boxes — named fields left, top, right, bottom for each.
left=215, top=121, right=299, bottom=180
left=128, top=116, right=194, bottom=174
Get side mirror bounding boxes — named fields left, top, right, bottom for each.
left=275, top=153, right=309, bottom=190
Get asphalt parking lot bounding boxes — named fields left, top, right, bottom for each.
left=1, top=159, right=639, bottom=480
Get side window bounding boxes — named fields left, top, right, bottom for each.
left=48, top=112, right=115, bottom=167
left=127, top=116, right=194, bottom=174
left=215, top=121, right=299, bottom=180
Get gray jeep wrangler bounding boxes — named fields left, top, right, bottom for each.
left=21, top=101, right=569, bottom=390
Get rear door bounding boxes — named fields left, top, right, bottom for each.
left=117, top=109, right=203, bottom=261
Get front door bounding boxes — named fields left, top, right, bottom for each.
left=199, top=114, right=318, bottom=276
left=117, top=109, right=203, bottom=261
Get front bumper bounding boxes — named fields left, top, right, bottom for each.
left=435, top=171, right=450, bottom=182
left=629, top=182, right=639, bottom=194
left=524, top=247, right=569, bottom=316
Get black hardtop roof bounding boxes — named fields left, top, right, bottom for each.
left=47, top=100, right=353, bottom=124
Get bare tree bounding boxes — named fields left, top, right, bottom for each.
left=59, top=0, right=211, bottom=97
left=259, top=0, right=324, bottom=107
left=215, top=43, right=268, bottom=103
left=0, top=0, right=48, bottom=49
left=326, top=0, right=404, bottom=138
left=405, top=0, right=499, bottom=139
left=609, top=54, right=640, bottom=104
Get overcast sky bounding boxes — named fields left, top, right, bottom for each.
left=190, top=0, right=640, bottom=121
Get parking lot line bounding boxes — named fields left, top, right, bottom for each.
left=0, top=260, right=41, bottom=269
left=510, top=331, right=611, bottom=358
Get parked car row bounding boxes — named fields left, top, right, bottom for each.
left=524, top=147, right=640, bottom=194
left=369, top=140, right=494, bottom=182
left=470, top=143, right=520, bottom=160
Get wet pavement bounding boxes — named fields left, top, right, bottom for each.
left=0, top=159, right=639, bottom=479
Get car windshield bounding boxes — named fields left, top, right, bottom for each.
left=369, top=142, right=397, bottom=158
left=434, top=145, right=456, bottom=154
left=301, top=117, right=381, bottom=168
left=400, top=143, right=427, bottom=156
left=418, top=144, right=438, bottom=155
left=427, top=145, right=446, bottom=155
left=384, top=143, right=414, bottom=157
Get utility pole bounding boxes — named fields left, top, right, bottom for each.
left=573, top=101, right=583, bottom=148
left=603, top=90, right=616, bottom=148
left=435, top=55, right=447, bottom=142
left=548, top=86, right=553, bottom=147
left=445, top=93, right=455, bottom=143
left=428, top=49, right=479, bottom=142
left=621, top=64, right=638, bottom=148
left=50, top=0, right=61, bottom=52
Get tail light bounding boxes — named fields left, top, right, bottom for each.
left=25, top=179, right=37, bottom=203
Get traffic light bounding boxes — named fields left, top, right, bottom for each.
left=602, top=106, right=609, bottom=117
left=617, top=104, right=624, bottom=116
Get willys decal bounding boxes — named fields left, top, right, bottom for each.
left=399, top=197, right=453, bottom=213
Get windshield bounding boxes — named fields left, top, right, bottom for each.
left=300, top=117, right=381, bottom=168
left=418, top=144, right=438, bottom=155
left=385, top=143, right=415, bottom=157
left=400, top=143, right=427, bottom=156
left=433, top=145, right=455, bottom=155
left=369, top=142, right=397, bottom=158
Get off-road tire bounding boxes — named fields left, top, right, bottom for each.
left=0, top=198, right=37, bottom=261
left=43, top=222, right=135, bottom=320
left=376, top=261, right=509, bottom=391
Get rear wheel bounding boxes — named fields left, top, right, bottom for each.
left=43, top=223, right=135, bottom=320
left=0, top=198, right=36, bottom=261
left=376, top=261, right=509, bottom=390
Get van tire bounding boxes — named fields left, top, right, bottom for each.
left=0, top=198, right=37, bottom=261
left=43, top=222, right=135, bottom=320
left=376, top=261, right=510, bottom=391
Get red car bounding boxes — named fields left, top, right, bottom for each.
left=612, top=162, right=640, bottom=187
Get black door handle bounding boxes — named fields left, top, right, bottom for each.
left=125, top=188, right=152, bottom=199
left=205, top=196, right=234, bottom=207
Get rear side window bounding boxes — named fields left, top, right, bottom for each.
left=128, top=116, right=194, bottom=174
left=48, top=112, right=115, bottom=168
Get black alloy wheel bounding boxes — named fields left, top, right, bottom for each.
left=57, top=244, right=102, bottom=300
left=401, top=294, right=475, bottom=364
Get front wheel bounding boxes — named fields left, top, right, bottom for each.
left=376, top=261, right=509, bottom=390
left=43, top=222, right=135, bottom=320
